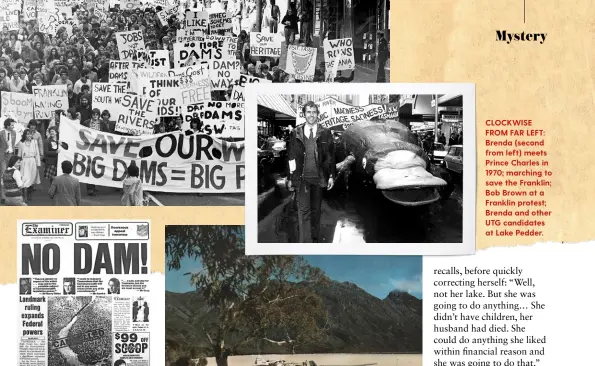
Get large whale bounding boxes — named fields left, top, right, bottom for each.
left=336, top=120, right=449, bottom=206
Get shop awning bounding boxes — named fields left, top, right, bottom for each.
left=257, top=95, right=297, bottom=118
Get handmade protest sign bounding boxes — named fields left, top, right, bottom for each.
left=249, top=32, right=281, bottom=57
left=173, top=36, right=232, bottom=67
left=230, top=85, right=244, bottom=102
left=236, top=74, right=272, bottom=87
left=116, top=30, right=146, bottom=60
left=177, top=63, right=212, bottom=105
left=296, top=97, right=384, bottom=131
left=32, top=86, right=68, bottom=119
left=379, top=104, right=399, bottom=120
left=121, top=0, right=143, bottom=10
left=176, top=28, right=204, bottom=44
left=37, top=8, right=64, bottom=34
left=138, top=77, right=184, bottom=117
left=157, top=5, right=178, bottom=26
left=323, top=38, right=355, bottom=71
left=23, top=0, right=37, bottom=21
left=184, top=9, right=209, bottom=33
left=0, top=14, right=19, bottom=31
left=205, top=35, right=236, bottom=59
left=58, top=118, right=245, bottom=193
left=92, top=83, right=159, bottom=135
left=0, top=92, right=34, bottom=128
left=109, top=60, right=144, bottom=84
left=135, top=50, right=170, bottom=69
left=209, top=12, right=232, bottom=33
left=209, top=60, right=241, bottom=90
left=286, top=45, right=317, bottom=81
left=182, top=101, right=244, bottom=138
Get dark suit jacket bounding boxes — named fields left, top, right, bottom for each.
left=0, top=129, right=17, bottom=159
left=48, top=174, right=81, bottom=206
left=287, top=123, right=336, bottom=187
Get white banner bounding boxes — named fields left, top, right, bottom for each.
left=57, top=118, right=245, bottom=192
left=173, top=35, right=232, bottom=68
left=32, top=85, right=69, bottom=120
left=17, top=219, right=156, bottom=366
left=323, top=38, right=355, bottom=71
left=296, top=97, right=385, bottom=131
left=286, top=45, right=317, bottom=81
left=116, top=30, right=146, bottom=60
left=92, top=83, right=159, bottom=135
left=249, top=32, right=282, bottom=57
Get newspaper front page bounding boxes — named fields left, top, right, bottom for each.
left=17, top=220, right=152, bottom=366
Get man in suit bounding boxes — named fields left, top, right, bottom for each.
left=286, top=101, right=336, bottom=242
left=0, top=118, right=18, bottom=204
left=48, top=161, right=82, bottom=206
left=108, top=278, right=120, bottom=294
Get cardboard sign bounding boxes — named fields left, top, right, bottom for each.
left=0, top=14, right=19, bottom=31
left=323, top=38, right=355, bottom=71
left=32, top=86, right=69, bottom=119
left=135, top=50, right=170, bottom=69
left=209, top=12, right=232, bottom=33
left=181, top=101, right=244, bottom=138
left=157, top=5, right=178, bottom=26
left=92, top=83, right=159, bottom=135
left=236, top=74, right=272, bottom=87
left=0, top=92, right=34, bottom=128
left=296, top=97, right=385, bottom=131
left=205, top=35, right=236, bottom=60
left=184, top=9, right=209, bottom=33
left=109, top=60, right=144, bottom=83
left=249, top=32, right=282, bottom=57
left=121, top=0, right=142, bottom=10
left=116, top=30, right=146, bottom=60
left=286, top=45, right=317, bottom=81
left=138, top=77, right=184, bottom=117
left=230, top=85, right=244, bottom=102
left=173, top=38, right=226, bottom=67
left=209, top=60, right=241, bottom=90
left=58, top=117, right=245, bottom=193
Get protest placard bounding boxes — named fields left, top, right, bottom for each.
left=209, top=12, right=232, bottom=33
left=296, top=97, right=385, bottom=131
left=182, top=101, right=243, bottom=138
left=0, top=92, right=34, bottom=128
left=286, top=45, right=317, bottom=81
left=135, top=50, right=170, bottom=69
left=249, top=32, right=282, bottom=57
left=209, top=60, right=241, bottom=90
left=173, top=37, right=227, bottom=67
left=116, top=30, right=146, bottom=60
left=58, top=118, right=245, bottom=193
left=205, top=35, right=236, bottom=59
left=0, top=14, right=19, bottom=31
left=121, top=0, right=142, bottom=10
left=32, top=85, right=68, bottom=119
left=157, top=5, right=178, bottom=26
left=230, top=85, right=244, bottom=102
left=236, top=74, right=272, bottom=87
left=323, top=38, right=355, bottom=71
left=37, top=9, right=64, bottom=34
left=109, top=60, right=144, bottom=83
left=184, top=9, right=209, bottom=33
left=92, top=83, right=159, bottom=135
left=23, top=0, right=37, bottom=21
left=138, top=77, right=184, bottom=117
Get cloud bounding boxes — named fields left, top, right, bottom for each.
left=389, top=274, right=422, bottom=295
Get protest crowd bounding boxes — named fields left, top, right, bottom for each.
left=0, top=0, right=373, bottom=206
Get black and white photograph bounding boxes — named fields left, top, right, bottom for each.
left=19, top=277, right=31, bottom=295
left=47, top=296, right=113, bottom=366
left=107, top=278, right=120, bottom=294
left=63, top=277, right=76, bottom=295
left=132, top=297, right=150, bottom=322
left=78, top=225, right=88, bottom=238
left=245, top=83, right=475, bottom=255
left=0, top=0, right=390, bottom=207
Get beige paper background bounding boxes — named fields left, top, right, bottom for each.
left=1, top=0, right=594, bottom=283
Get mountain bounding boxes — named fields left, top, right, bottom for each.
left=165, top=281, right=422, bottom=356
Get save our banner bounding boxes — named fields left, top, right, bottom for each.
left=57, top=117, right=245, bottom=193
left=296, top=97, right=385, bottom=131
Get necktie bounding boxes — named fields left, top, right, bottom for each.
left=309, top=127, right=313, bottom=139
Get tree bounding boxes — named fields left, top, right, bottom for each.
left=166, top=226, right=330, bottom=366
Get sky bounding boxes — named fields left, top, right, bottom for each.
left=165, top=254, right=423, bottom=299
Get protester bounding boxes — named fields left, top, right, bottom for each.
left=121, top=163, right=144, bottom=206
left=43, top=126, right=59, bottom=185
left=48, top=160, right=81, bottom=206
left=0, top=118, right=17, bottom=204
left=18, top=129, right=41, bottom=202
left=1, top=156, right=26, bottom=206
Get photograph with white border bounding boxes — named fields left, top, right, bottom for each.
left=245, top=83, right=475, bottom=255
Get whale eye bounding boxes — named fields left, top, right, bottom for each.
left=362, top=157, right=367, bottom=169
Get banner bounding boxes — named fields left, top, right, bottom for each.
left=296, top=97, right=385, bottom=131
left=92, top=83, right=159, bottom=135
left=116, top=30, right=146, bottom=60
left=57, top=118, right=245, bottom=192
left=286, top=45, right=317, bottom=81
left=17, top=219, right=155, bottom=366
left=32, top=85, right=68, bottom=120
left=0, top=91, right=35, bottom=127
left=135, top=50, right=170, bottom=69
left=379, top=104, right=399, bottom=119
left=323, top=38, right=355, bottom=71
left=208, top=59, right=240, bottom=90
left=184, top=9, right=209, bottom=33
left=209, top=12, right=232, bottom=33
left=249, top=32, right=282, bottom=57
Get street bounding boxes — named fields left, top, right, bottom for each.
left=258, top=167, right=463, bottom=243
left=18, top=176, right=244, bottom=206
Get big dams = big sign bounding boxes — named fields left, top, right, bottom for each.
left=57, top=117, right=245, bottom=193
left=296, top=97, right=385, bottom=132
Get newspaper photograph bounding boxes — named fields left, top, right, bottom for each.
left=17, top=220, right=152, bottom=366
